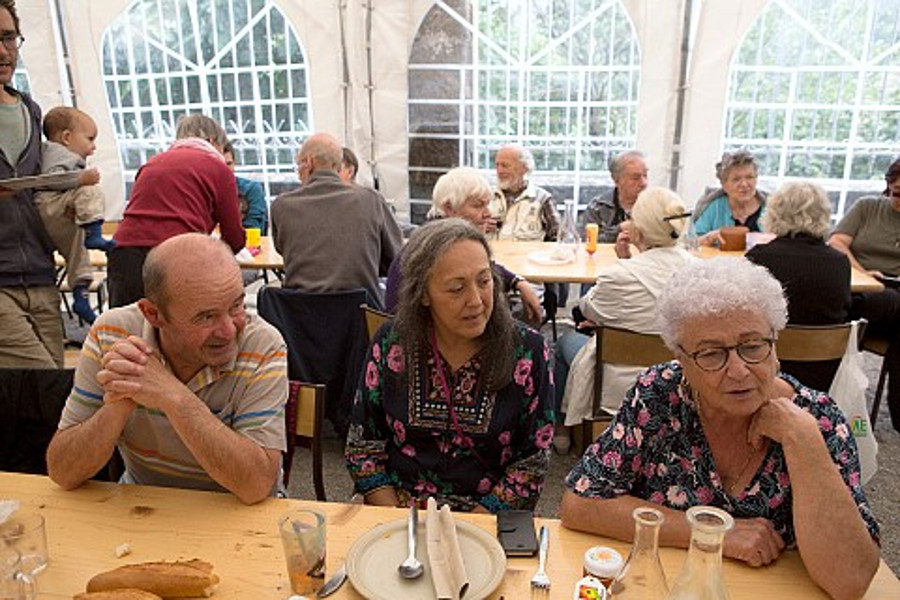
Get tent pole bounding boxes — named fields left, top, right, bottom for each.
left=364, top=0, right=379, bottom=191
left=48, top=0, right=76, bottom=106
left=668, top=0, right=694, bottom=192
left=338, top=0, right=351, bottom=143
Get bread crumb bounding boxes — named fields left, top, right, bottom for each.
left=115, top=543, right=132, bottom=558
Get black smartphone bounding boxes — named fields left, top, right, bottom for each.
left=496, top=509, right=538, bottom=557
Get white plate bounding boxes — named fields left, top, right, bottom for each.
left=0, top=172, right=81, bottom=191
left=527, top=249, right=575, bottom=265
left=346, top=517, right=506, bottom=600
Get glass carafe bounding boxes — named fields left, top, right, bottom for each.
left=557, top=198, right=580, bottom=258
left=666, top=506, right=734, bottom=600
left=609, top=507, right=669, bottom=599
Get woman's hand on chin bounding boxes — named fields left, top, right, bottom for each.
left=747, top=395, right=818, bottom=450
left=723, top=517, right=785, bottom=567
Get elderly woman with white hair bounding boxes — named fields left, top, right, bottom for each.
left=560, top=258, right=880, bottom=599
left=384, top=167, right=542, bottom=324
left=552, top=187, right=694, bottom=450
left=746, top=181, right=852, bottom=391
left=693, top=150, right=767, bottom=247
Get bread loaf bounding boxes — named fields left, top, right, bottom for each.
left=74, top=590, right=163, bottom=600
left=85, top=559, right=219, bottom=598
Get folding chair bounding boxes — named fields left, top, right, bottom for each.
left=283, top=380, right=326, bottom=501
left=861, top=336, right=890, bottom=426
left=582, top=325, right=673, bottom=445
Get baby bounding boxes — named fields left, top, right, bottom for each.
left=34, top=106, right=114, bottom=324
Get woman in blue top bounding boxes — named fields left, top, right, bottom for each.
left=693, top=150, right=767, bottom=247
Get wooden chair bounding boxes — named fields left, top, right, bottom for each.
left=775, top=320, right=866, bottom=394
left=861, top=336, right=890, bottom=426
left=361, top=303, right=391, bottom=344
left=283, top=380, right=326, bottom=501
left=583, top=325, right=673, bottom=443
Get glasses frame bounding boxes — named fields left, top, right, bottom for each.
left=679, top=336, right=775, bottom=372
left=0, top=33, right=23, bottom=50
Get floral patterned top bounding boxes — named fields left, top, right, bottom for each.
left=566, top=362, right=880, bottom=546
left=345, top=323, right=555, bottom=512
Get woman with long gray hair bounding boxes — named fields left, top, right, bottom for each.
left=345, top=218, right=555, bottom=512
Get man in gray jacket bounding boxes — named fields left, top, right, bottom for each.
left=271, top=133, right=402, bottom=308
left=0, top=0, right=62, bottom=368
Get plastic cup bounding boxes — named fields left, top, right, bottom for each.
left=246, top=227, right=261, bottom=249
left=279, top=509, right=326, bottom=595
left=585, top=223, right=599, bottom=255
left=0, top=511, right=47, bottom=576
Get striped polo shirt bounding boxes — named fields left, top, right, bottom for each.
left=58, top=304, right=288, bottom=493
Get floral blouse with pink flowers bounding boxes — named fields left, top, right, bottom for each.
left=345, top=323, right=555, bottom=512
left=566, top=362, right=880, bottom=546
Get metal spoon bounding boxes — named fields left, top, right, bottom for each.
left=397, top=504, right=424, bottom=579
left=316, top=563, right=347, bottom=598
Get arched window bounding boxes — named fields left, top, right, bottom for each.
left=408, top=0, right=640, bottom=222
left=724, top=0, right=900, bottom=216
left=102, top=0, right=311, bottom=200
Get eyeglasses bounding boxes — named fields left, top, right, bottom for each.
left=0, top=33, right=23, bottom=50
left=679, top=337, right=774, bottom=372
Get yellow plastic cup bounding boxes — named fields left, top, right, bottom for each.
left=585, top=223, right=599, bottom=254
left=246, top=227, right=261, bottom=248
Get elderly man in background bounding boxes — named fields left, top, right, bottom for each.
left=271, top=133, right=402, bottom=307
left=579, top=150, right=648, bottom=243
left=109, top=114, right=245, bottom=308
left=47, top=234, right=288, bottom=505
left=490, top=144, right=559, bottom=241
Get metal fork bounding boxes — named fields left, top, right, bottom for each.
left=530, top=525, right=550, bottom=593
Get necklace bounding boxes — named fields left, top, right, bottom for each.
left=693, top=387, right=759, bottom=495
left=724, top=446, right=758, bottom=495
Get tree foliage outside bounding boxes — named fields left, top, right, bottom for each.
left=408, top=0, right=640, bottom=222
left=101, top=0, right=311, bottom=200
left=724, top=0, right=899, bottom=216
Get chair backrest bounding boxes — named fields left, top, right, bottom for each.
left=283, top=380, right=326, bottom=501
left=774, top=320, right=866, bottom=393
left=257, top=285, right=369, bottom=438
left=0, top=368, right=74, bottom=474
left=775, top=321, right=863, bottom=362
left=360, top=303, right=391, bottom=344
left=593, top=324, right=673, bottom=417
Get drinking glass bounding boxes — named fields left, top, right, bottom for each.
left=279, top=509, right=326, bottom=595
left=0, top=547, right=36, bottom=600
left=0, top=511, right=47, bottom=576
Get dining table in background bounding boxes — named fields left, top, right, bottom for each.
left=489, top=240, right=885, bottom=293
left=3, top=472, right=898, bottom=599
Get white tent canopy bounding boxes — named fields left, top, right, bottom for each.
left=17, top=0, right=895, bottom=221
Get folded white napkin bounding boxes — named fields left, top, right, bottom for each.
left=0, top=500, right=19, bottom=525
left=426, top=497, right=469, bottom=600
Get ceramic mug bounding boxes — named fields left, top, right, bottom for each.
left=719, top=226, right=749, bottom=251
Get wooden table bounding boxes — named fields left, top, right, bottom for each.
left=3, top=473, right=897, bottom=599
left=55, top=238, right=284, bottom=272
left=490, top=240, right=885, bottom=293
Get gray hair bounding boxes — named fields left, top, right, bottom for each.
left=762, top=181, right=832, bottom=240
left=609, top=150, right=646, bottom=180
left=631, top=187, right=687, bottom=249
left=657, top=257, right=787, bottom=350
left=715, top=149, right=758, bottom=183
left=500, top=144, right=535, bottom=174
left=431, top=167, right=492, bottom=217
left=175, top=114, right=228, bottom=148
left=300, top=133, right=342, bottom=171
left=394, top=218, right=516, bottom=390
